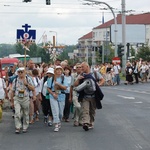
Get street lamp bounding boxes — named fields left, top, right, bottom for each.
left=49, top=31, right=57, bottom=47
left=84, top=0, right=118, bottom=57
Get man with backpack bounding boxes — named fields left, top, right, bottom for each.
left=10, top=67, right=34, bottom=134
left=74, top=62, right=104, bottom=131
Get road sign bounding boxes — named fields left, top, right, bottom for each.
left=16, top=24, right=36, bottom=43
left=112, top=57, right=121, bottom=64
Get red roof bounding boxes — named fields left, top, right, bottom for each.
left=78, top=31, right=92, bottom=40
left=94, top=13, right=150, bottom=29
left=79, top=13, right=150, bottom=40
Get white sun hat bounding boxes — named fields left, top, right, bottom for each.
left=17, top=67, right=25, bottom=72
left=46, top=67, right=54, bottom=74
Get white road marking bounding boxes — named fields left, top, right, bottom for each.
left=135, top=144, right=143, bottom=149
left=103, top=87, right=150, bottom=95
left=117, top=95, right=135, bottom=99
left=134, top=102, right=143, bottom=104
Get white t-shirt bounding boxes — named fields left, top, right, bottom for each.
left=140, top=65, right=148, bottom=73
left=0, top=78, right=6, bottom=99
left=33, top=77, right=41, bottom=96
left=113, top=65, right=121, bottom=74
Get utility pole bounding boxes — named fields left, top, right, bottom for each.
left=122, top=0, right=126, bottom=70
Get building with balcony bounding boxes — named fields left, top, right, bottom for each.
left=78, top=13, right=150, bottom=62
left=78, top=31, right=93, bottom=62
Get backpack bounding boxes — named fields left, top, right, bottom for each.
left=41, top=76, right=48, bottom=93
left=83, top=79, right=96, bottom=95
left=35, top=77, right=40, bottom=87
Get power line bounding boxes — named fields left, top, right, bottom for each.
left=0, top=1, right=149, bottom=16
left=0, top=11, right=115, bottom=15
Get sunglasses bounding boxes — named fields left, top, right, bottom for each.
left=18, top=71, right=24, bottom=74
left=76, top=66, right=81, bottom=68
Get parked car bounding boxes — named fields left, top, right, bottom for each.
left=0, top=58, right=19, bottom=78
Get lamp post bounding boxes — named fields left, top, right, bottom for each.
left=84, top=0, right=118, bottom=57
left=49, top=31, right=57, bottom=47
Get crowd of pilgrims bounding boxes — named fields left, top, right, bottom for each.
left=0, top=58, right=149, bottom=133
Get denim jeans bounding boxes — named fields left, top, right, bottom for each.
left=114, top=74, right=120, bottom=85
left=50, top=98, right=65, bottom=124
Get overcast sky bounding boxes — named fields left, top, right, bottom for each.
left=0, top=0, right=150, bottom=45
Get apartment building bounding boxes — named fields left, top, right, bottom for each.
left=77, top=13, right=150, bottom=62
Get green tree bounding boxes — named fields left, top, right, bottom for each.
left=96, top=44, right=114, bottom=64
left=130, top=46, right=135, bottom=57
left=15, top=43, right=24, bottom=54
left=37, top=47, right=50, bottom=63
left=58, top=45, right=76, bottom=65
left=0, top=44, right=16, bottom=57
left=136, top=46, right=150, bottom=61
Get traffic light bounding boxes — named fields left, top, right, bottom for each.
left=23, top=0, right=32, bottom=2
left=92, top=46, right=97, bottom=51
left=99, top=45, right=103, bottom=55
left=117, top=44, right=124, bottom=57
left=46, top=0, right=51, bottom=5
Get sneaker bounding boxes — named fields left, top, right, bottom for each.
left=15, top=128, right=20, bottom=134
left=54, top=124, right=59, bottom=132
left=48, top=121, right=53, bottom=126
left=22, top=129, right=27, bottom=133
left=88, top=124, right=94, bottom=129
left=83, top=123, right=89, bottom=131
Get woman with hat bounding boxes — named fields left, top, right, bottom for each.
left=40, top=68, right=54, bottom=126
left=47, top=66, right=67, bottom=132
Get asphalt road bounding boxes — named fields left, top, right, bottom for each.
left=0, top=82, right=150, bottom=150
